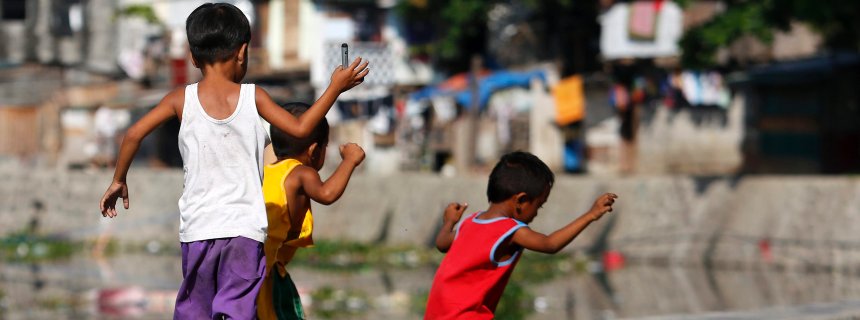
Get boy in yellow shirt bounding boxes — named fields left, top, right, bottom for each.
left=257, top=102, right=365, bottom=319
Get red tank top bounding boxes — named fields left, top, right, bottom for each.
left=425, top=212, right=528, bottom=319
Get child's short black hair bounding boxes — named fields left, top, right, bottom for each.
left=487, top=151, right=555, bottom=203
left=186, top=3, right=251, bottom=65
left=271, top=102, right=330, bottom=158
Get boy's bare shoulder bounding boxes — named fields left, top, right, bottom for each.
left=254, top=86, right=274, bottom=102
left=283, top=164, right=320, bottom=192
left=164, top=87, right=186, bottom=103
left=152, top=87, right=186, bottom=109
left=155, top=87, right=187, bottom=115
left=289, top=165, right=320, bottom=181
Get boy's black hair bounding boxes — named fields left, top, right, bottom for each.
left=487, top=151, right=555, bottom=203
left=186, top=3, right=251, bottom=65
left=271, top=102, right=329, bottom=159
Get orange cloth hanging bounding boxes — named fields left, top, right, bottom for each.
left=553, top=75, right=586, bottom=125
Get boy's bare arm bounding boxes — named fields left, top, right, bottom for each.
left=435, top=203, right=468, bottom=253
left=296, top=143, right=365, bottom=205
left=100, top=89, right=183, bottom=218
left=512, top=193, right=617, bottom=254
left=257, top=58, right=369, bottom=138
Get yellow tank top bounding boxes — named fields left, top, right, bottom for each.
left=262, top=158, right=314, bottom=277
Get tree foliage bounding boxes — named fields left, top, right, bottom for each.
left=681, top=0, right=860, bottom=68
left=396, top=0, right=493, bottom=73
left=396, top=0, right=589, bottom=74
left=117, top=4, right=162, bottom=25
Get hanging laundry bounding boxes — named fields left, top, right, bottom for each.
left=609, top=84, right=630, bottom=112
left=708, top=72, right=731, bottom=109
left=405, top=99, right=427, bottom=118
left=553, top=75, right=587, bottom=126
left=631, top=76, right=647, bottom=105
left=368, top=107, right=393, bottom=135
left=395, top=98, right=407, bottom=119
left=431, top=96, right=458, bottom=124
left=678, top=71, right=731, bottom=108
left=681, top=71, right=702, bottom=106
left=600, top=1, right=682, bottom=59
left=700, top=72, right=721, bottom=107
left=628, top=0, right=664, bottom=41
left=564, top=138, right=585, bottom=173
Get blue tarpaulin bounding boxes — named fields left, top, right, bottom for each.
left=409, top=70, right=546, bottom=111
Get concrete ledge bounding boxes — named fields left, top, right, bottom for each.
left=3, top=168, right=859, bottom=267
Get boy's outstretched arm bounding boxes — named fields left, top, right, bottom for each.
left=435, top=203, right=468, bottom=253
left=257, top=58, right=369, bottom=139
left=99, top=89, right=182, bottom=218
left=512, top=193, right=617, bottom=254
left=295, top=143, right=365, bottom=205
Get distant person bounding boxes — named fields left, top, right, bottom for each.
left=425, top=151, right=617, bottom=319
left=257, top=102, right=365, bottom=320
left=98, top=3, right=369, bottom=319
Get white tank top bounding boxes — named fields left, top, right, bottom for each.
left=177, top=83, right=269, bottom=243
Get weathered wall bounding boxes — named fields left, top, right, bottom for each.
left=2, top=168, right=859, bottom=267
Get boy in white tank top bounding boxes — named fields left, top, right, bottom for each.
left=98, top=3, right=369, bottom=319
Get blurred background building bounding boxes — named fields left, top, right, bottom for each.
left=1, top=0, right=858, bottom=175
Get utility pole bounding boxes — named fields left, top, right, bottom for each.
left=454, top=54, right=482, bottom=174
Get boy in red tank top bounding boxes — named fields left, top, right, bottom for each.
left=425, top=151, right=617, bottom=319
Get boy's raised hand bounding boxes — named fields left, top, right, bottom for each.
left=435, top=202, right=468, bottom=252
left=587, top=193, right=617, bottom=221
left=100, top=181, right=129, bottom=218
left=444, top=202, right=468, bottom=224
left=331, top=57, right=370, bottom=93
left=340, top=142, right=366, bottom=167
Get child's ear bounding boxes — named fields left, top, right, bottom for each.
left=237, top=43, right=248, bottom=63
left=307, top=142, right=318, bottom=159
left=514, top=192, right=529, bottom=204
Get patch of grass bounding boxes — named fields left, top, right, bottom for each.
left=496, top=281, right=534, bottom=320
left=0, top=232, right=81, bottom=262
left=409, top=289, right=430, bottom=316
left=492, top=253, right=585, bottom=320
left=309, top=286, right=370, bottom=319
left=292, top=240, right=440, bottom=271
left=38, top=296, right=71, bottom=311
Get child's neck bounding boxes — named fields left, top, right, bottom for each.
left=481, top=202, right=516, bottom=219
left=277, top=155, right=312, bottom=165
left=200, top=63, right=242, bottom=84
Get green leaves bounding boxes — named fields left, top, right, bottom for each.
left=681, top=0, right=860, bottom=68
left=397, top=0, right=492, bottom=72
left=117, top=4, right=162, bottom=25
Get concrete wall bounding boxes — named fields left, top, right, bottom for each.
left=2, top=168, right=859, bottom=267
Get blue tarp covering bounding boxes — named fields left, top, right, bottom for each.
left=409, top=70, right=547, bottom=110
